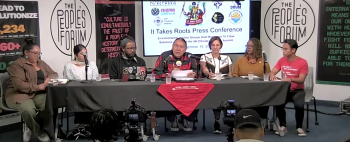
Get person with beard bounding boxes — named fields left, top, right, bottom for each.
left=109, top=35, right=146, bottom=79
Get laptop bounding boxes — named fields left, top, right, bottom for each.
left=122, top=66, right=147, bottom=81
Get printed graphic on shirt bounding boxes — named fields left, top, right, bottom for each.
left=202, top=54, right=230, bottom=69
left=282, top=65, right=300, bottom=78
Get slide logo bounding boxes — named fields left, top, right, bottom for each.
left=212, top=12, right=224, bottom=24
left=182, top=2, right=206, bottom=26
left=263, top=0, right=315, bottom=48
left=151, top=8, right=160, bottom=16
left=212, top=1, right=223, bottom=10
left=161, top=8, right=175, bottom=15
left=229, top=10, right=243, bottom=24
left=231, top=1, right=241, bottom=9
left=154, top=17, right=163, bottom=26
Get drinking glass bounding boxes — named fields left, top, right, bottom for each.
left=263, top=73, right=269, bottom=81
left=166, top=74, right=171, bottom=84
left=248, top=72, right=254, bottom=80
left=150, top=74, right=156, bottom=82
left=215, top=73, right=222, bottom=81
left=96, top=74, right=102, bottom=82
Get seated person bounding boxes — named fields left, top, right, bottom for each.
left=6, top=37, right=58, bottom=142
left=89, top=109, right=120, bottom=142
left=152, top=38, right=198, bottom=132
left=234, top=109, right=264, bottom=142
left=270, top=39, right=308, bottom=136
left=232, top=38, right=271, bottom=122
left=63, top=44, right=99, bottom=138
left=64, top=44, right=99, bottom=80
left=109, top=35, right=146, bottom=79
left=200, top=36, right=232, bottom=134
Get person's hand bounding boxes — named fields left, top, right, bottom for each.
left=187, top=72, right=196, bottom=78
left=281, top=78, right=292, bottom=82
left=44, top=78, right=51, bottom=86
left=208, top=73, right=215, bottom=78
left=270, top=75, right=277, bottom=81
left=38, top=83, right=46, bottom=90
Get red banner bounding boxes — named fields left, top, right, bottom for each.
left=157, top=82, right=214, bottom=116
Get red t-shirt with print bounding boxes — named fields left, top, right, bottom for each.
left=274, top=57, right=308, bottom=90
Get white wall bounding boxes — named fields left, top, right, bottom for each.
left=261, top=0, right=349, bottom=101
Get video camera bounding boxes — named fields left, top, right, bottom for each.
left=124, top=98, right=148, bottom=142
left=219, top=100, right=241, bottom=142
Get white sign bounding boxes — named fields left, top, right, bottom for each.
left=50, top=0, right=93, bottom=57
left=263, top=0, right=316, bottom=48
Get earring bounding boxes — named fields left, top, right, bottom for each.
left=25, top=55, right=28, bottom=59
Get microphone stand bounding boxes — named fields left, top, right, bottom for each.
left=263, top=61, right=266, bottom=73
left=194, top=57, right=203, bottom=81
left=81, top=59, right=92, bottom=84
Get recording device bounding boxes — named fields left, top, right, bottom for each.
left=81, top=52, right=91, bottom=84
left=218, top=100, right=241, bottom=142
left=262, top=51, right=267, bottom=73
left=124, top=98, right=148, bottom=142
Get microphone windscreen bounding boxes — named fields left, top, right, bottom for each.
left=82, top=52, right=87, bottom=56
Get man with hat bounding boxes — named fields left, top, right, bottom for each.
left=234, top=109, right=264, bottom=142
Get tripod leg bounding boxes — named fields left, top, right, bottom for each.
left=140, top=124, right=148, bottom=141
left=150, top=112, right=160, bottom=141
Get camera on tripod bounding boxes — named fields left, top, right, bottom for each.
left=124, top=98, right=148, bottom=142
left=219, top=100, right=241, bottom=142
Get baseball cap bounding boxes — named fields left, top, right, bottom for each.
left=234, top=109, right=261, bottom=129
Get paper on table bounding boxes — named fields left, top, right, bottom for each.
left=49, top=79, right=69, bottom=84
left=172, top=70, right=193, bottom=78
left=241, top=76, right=259, bottom=79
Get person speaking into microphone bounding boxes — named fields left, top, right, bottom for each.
left=63, top=44, right=99, bottom=81
left=152, top=38, right=198, bottom=132
left=200, top=36, right=232, bottom=134
left=231, top=38, right=271, bottom=123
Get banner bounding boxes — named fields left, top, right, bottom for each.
left=316, top=0, right=350, bottom=86
left=0, top=1, right=40, bottom=73
left=95, top=0, right=135, bottom=74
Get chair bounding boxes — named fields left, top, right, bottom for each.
left=0, top=73, right=24, bottom=141
left=304, top=67, right=319, bottom=132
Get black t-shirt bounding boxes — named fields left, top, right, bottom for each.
left=37, top=70, right=45, bottom=85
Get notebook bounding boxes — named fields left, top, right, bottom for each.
left=122, top=66, right=147, bottom=81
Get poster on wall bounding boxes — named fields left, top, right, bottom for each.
left=95, top=0, right=135, bottom=74
left=316, top=0, right=350, bottom=86
left=0, top=1, right=39, bottom=115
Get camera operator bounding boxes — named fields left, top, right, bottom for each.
left=89, top=109, right=120, bottom=142
left=234, top=109, right=264, bottom=142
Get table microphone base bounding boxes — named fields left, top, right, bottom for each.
left=196, top=78, right=204, bottom=81
left=81, top=80, right=92, bottom=84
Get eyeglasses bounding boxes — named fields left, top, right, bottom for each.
left=245, top=45, right=254, bottom=48
left=29, top=51, right=42, bottom=56
left=125, top=47, right=136, bottom=50
left=281, top=48, right=289, bottom=51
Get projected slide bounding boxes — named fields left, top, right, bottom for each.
left=142, top=1, right=250, bottom=56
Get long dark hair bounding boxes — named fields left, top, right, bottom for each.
left=89, top=109, right=119, bottom=142
left=73, top=44, right=87, bottom=60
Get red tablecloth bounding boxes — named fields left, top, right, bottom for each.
left=157, top=82, right=214, bottom=116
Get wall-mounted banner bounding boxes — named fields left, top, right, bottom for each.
left=263, top=0, right=316, bottom=48
left=95, top=0, right=135, bottom=74
left=316, top=0, right=350, bottom=86
left=50, top=0, right=93, bottom=60
left=0, top=1, right=40, bottom=74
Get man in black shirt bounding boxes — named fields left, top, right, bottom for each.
left=109, top=35, right=146, bottom=79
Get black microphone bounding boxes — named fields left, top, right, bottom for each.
left=81, top=52, right=91, bottom=83
left=82, top=52, right=89, bottom=67
left=188, top=54, right=201, bottom=59
left=218, top=56, right=221, bottom=60
left=262, top=51, right=267, bottom=73
left=164, top=55, right=173, bottom=63
left=262, top=51, right=267, bottom=63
